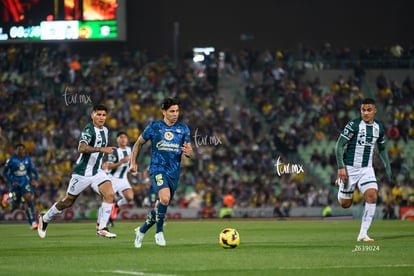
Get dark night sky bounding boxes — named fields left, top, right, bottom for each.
left=126, top=0, right=414, bottom=56
left=1, top=0, right=412, bottom=57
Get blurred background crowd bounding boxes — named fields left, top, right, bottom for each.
left=1, top=42, right=413, bottom=219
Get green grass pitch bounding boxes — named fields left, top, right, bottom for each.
left=0, top=219, right=413, bottom=276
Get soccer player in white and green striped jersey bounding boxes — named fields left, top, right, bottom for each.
left=100, top=131, right=134, bottom=227
left=335, top=98, right=392, bottom=242
left=37, top=104, right=117, bottom=239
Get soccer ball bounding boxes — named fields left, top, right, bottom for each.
left=219, top=228, right=240, bottom=249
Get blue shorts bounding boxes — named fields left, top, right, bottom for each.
left=10, top=178, right=33, bottom=199
left=150, top=172, right=178, bottom=202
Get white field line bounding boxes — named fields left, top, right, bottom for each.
left=97, top=270, right=177, bottom=276
left=277, top=264, right=414, bottom=270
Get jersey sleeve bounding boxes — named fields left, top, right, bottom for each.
left=376, top=120, right=386, bottom=147
left=336, top=120, right=357, bottom=169
left=79, top=124, right=94, bottom=145
left=142, top=122, right=154, bottom=141
left=183, top=125, right=191, bottom=143
left=340, top=120, right=357, bottom=140
left=335, top=135, right=348, bottom=169
left=2, top=158, right=11, bottom=181
left=107, top=150, right=118, bottom=164
left=28, top=158, right=39, bottom=181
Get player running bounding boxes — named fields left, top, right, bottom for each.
left=335, top=98, right=392, bottom=242
left=2, top=143, right=39, bottom=230
left=99, top=131, right=134, bottom=227
left=130, top=97, right=193, bottom=248
left=37, top=104, right=117, bottom=239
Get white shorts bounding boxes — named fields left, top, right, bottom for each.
left=67, top=171, right=111, bottom=196
left=337, top=166, right=378, bottom=200
left=111, top=176, right=132, bottom=194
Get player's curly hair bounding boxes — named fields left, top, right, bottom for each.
left=161, top=97, right=180, bottom=110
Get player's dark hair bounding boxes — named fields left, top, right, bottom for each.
left=93, top=104, right=108, bottom=113
left=161, top=97, right=180, bottom=110
left=15, top=143, right=25, bottom=149
left=362, top=98, right=376, bottom=105
left=117, top=131, right=128, bottom=137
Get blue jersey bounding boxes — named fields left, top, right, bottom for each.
left=2, top=155, right=39, bottom=189
left=142, top=120, right=191, bottom=179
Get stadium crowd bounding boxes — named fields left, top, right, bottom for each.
left=1, top=43, right=414, bottom=220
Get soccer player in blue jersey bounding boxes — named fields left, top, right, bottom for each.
left=37, top=104, right=118, bottom=239
left=2, top=143, right=39, bottom=230
left=130, top=97, right=193, bottom=247
left=335, top=98, right=392, bottom=242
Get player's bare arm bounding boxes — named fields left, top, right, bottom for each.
left=130, top=135, right=147, bottom=173
left=103, top=155, right=131, bottom=170
left=78, top=141, right=115, bottom=154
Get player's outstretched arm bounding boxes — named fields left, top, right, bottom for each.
left=130, top=135, right=146, bottom=173
left=78, top=141, right=115, bottom=154
left=378, top=143, right=392, bottom=181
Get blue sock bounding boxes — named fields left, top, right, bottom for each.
left=140, top=209, right=156, bottom=233
left=156, top=203, right=168, bottom=233
left=26, top=201, right=36, bottom=225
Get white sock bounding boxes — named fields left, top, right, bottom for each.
left=98, top=202, right=113, bottom=230
left=117, top=197, right=129, bottom=207
left=97, top=206, right=102, bottom=225
left=359, top=203, right=376, bottom=236
left=43, top=203, right=62, bottom=223
left=336, top=180, right=343, bottom=204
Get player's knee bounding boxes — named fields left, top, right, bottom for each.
left=364, top=190, right=378, bottom=204
left=100, top=182, right=115, bottom=200
left=159, top=196, right=170, bottom=206
left=124, top=190, right=134, bottom=202
left=106, top=189, right=115, bottom=199
left=339, top=199, right=352, bottom=208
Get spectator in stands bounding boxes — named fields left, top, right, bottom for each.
left=387, top=125, right=400, bottom=140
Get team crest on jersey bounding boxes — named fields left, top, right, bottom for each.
left=155, top=173, right=164, bottom=186
left=81, top=133, right=91, bottom=141
left=343, top=128, right=353, bottom=139
left=164, top=131, right=174, bottom=141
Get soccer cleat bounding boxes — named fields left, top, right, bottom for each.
left=96, top=228, right=117, bottom=238
left=357, top=234, right=374, bottom=242
left=134, top=229, right=145, bottom=248
left=37, top=215, right=48, bottom=238
left=31, top=222, right=38, bottom=230
left=155, top=232, right=166, bottom=247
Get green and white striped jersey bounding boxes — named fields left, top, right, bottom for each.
left=74, top=123, right=109, bottom=176
left=107, top=146, right=132, bottom=179
left=340, top=118, right=386, bottom=168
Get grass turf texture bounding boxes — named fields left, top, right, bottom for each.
left=0, top=219, right=413, bottom=276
